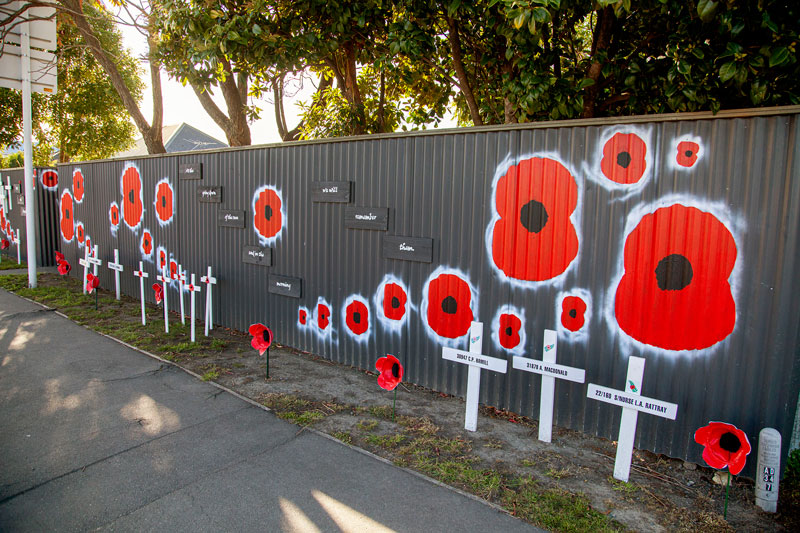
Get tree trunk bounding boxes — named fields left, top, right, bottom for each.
left=342, top=43, right=366, bottom=135
left=377, top=67, right=385, bottom=133
left=582, top=6, right=615, bottom=118
left=501, top=61, right=517, bottom=123
left=189, top=62, right=251, bottom=146
left=446, top=15, right=483, bottom=126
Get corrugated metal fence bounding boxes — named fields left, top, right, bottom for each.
left=55, top=108, right=800, bottom=476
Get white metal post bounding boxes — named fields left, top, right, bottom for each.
left=133, top=261, right=149, bottom=325
left=21, top=18, right=37, bottom=288
left=177, top=263, right=185, bottom=324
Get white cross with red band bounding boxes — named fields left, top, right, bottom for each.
left=200, top=266, right=217, bottom=337
left=133, top=260, right=149, bottom=325
left=177, top=263, right=187, bottom=324
left=187, top=273, right=202, bottom=342
left=107, top=248, right=124, bottom=301
left=156, top=270, right=171, bottom=333
left=4, top=177, right=12, bottom=212
left=78, top=246, right=90, bottom=295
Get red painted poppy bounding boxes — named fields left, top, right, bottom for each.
left=375, top=354, right=403, bottom=391
left=169, top=259, right=178, bottom=280
left=317, top=302, right=330, bottom=330
left=109, top=202, right=120, bottom=228
left=253, top=186, right=283, bottom=241
left=561, top=296, right=587, bottom=332
left=85, top=237, right=92, bottom=253
left=158, top=248, right=167, bottom=271
left=57, top=259, right=71, bottom=275
left=694, top=422, right=751, bottom=475
left=426, top=272, right=474, bottom=339
left=1, top=239, right=8, bottom=250
left=498, top=313, right=522, bottom=349
left=152, top=283, right=163, bottom=304
left=73, top=169, right=85, bottom=202
left=491, top=157, right=579, bottom=281
left=249, top=323, right=274, bottom=355
left=41, top=170, right=58, bottom=189
left=60, top=191, right=74, bottom=242
left=55, top=251, right=65, bottom=263
left=154, top=179, right=174, bottom=224
left=614, top=204, right=737, bottom=350
left=345, top=298, right=369, bottom=336
left=85, top=273, right=100, bottom=294
left=121, top=165, right=143, bottom=229
left=76, top=223, right=85, bottom=244
left=600, top=132, right=647, bottom=184
left=140, top=230, right=153, bottom=257
left=383, top=283, right=407, bottom=321
left=298, top=308, right=307, bottom=325
left=676, top=141, right=700, bottom=167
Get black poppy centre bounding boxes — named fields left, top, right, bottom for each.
left=505, top=326, right=513, bottom=336
left=569, top=309, right=577, bottom=318
left=353, top=312, right=361, bottom=323
left=265, top=205, right=273, bottom=220
left=685, top=150, right=694, bottom=158
left=391, top=296, right=400, bottom=309
left=391, top=362, right=400, bottom=378
left=161, top=196, right=167, bottom=208
left=655, top=253, right=693, bottom=291
left=617, top=151, right=632, bottom=168
left=719, top=432, right=741, bottom=453
left=441, top=296, right=458, bottom=314
left=128, top=190, right=135, bottom=204
left=65, top=209, right=70, bottom=220
left=520, top=199, right=549, bottom=234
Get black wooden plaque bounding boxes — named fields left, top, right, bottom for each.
left=218, top=209, right=246, bottom=228
left=345, top=207, right=389, bottom=230
left=14, top=182, right=21, bottom=194
left=268, top=274, right=302, bottom=298
left=198, top=186, right=223, bottom=203
left=180, top=163, right=203, bottom=180
left=311, top=181, right=352, bottom=203
left=382, top=236, right=433, bottom=263
left=242, top=245, right=272, bottom=266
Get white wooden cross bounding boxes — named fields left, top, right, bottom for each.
left=512, top=329, right=586, bottom=443
left=87, top=245, right=103, bottom=277
left=132, top=261, right=149, bottom=325
left=200, top=266, right=217, bottom=337
left=156, top=272, right=171, bottom=333
left=587, top=356, right=679, bottom=482
left=187, top=273, right=202, bottom=342
left=176, top=263, right=186, bottom=325
left=442, top=322, right=508, bottom=432
left=13, top=228, right=20, bottom=264
left=4, top=177, right=12, bottom=212
left=107, top=248, right=124, bottom=300
left=78, top=246, right=90, bottom=294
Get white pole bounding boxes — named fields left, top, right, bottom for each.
left=113, top=249, right=121, bottom=300
left=178, top=263, right=185, bottom=324
left=81, top=246, right=89, bottom=295
left=134, top=261, right=147, bottom=326
left=538, top=330, right=558, bottom=443
left=92, top=245, right=99, bottom=276
left=464, top=322, right=483, bottom=432
left=21, top=19, right=37, bottom=288
left=16, top=229, right=21, bottom=264
left=190, top=273, right=197, bottom=342
left=162, top=276, right=169, bottom=333
left=207, top=266, right=213, bottom=331
left=614, top=357, right=645, bottom=481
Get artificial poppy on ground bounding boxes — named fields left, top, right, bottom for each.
left=152, top=283, right=163, bottom=304
left=600, top=132, right=647, bottom=184
left=614, top=204, right=737, bottom=351
left=1, top=239, right=8, bottom=250
left=249, top=323, right=274, bottom=355
left=154, top=179, right=174, bottom=224
left=76, top=223, right=84, bottom=244
left=317, top=302, right=330, bottom=330
left=57, top=259, right=71, bottom=275
left=60, top=190, right=74, bottom=242
left=426, top=272, right=474, bottom=339
left=676, top=141, right=700, bottom=167
left=253, top=186, right=283, bottom=241
left=109, top=202, right=120, bottom=228
left=345, top=298, right=370, bottom=336
left=121, top=165, right=143, bottom=229
left=298, top=308, right=307, bottom=325
left=561, top=296, right=587, bottom=332
left=382, top=282, right=407, bottom=321
left=86, top=273, right=100, bottom=293
left=694, top=422, right=751, bottom=475
left=490, top=157, right=579, bottom=282
left=376, top=354, right=403, bottom=391
left=41, top=170, right=58, bottom=189
left=498, top=313, right=522, bottom=349
left=73, top=169, right=85, bottom=202
left=140, top=230, right=153, bottom=257
left=55, top=251, right=65, bottom=263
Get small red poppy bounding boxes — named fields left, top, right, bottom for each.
left=614, top=204, right=737, bottom=350
left=57, top=259, right=71, bottom=275
left=158, top=248, right=167, bottom=272
left=498, top=313, right=522, bottom=349
left=490, top=157, right=579, bottom=281
left=383, top=283, right=407, bottom=321
left=154, top=179, right=174, bottom=224
left=561, top=296, right=587, bottom=332
left=169, top=259, right=178, bottom=280
left=1, top=239, right=8, bottom=250
left=109, top=202, right=120, bottom=228
left=140, top=230, right=153, bottom=257
left=694, top=422, right=751, bottom=475
left=76, top=223, right=85, bottom=244
left=55, top=251, right=65, bottom=263
left=249, top=323, right=273, bottom=355
left=253, top=186, right=283, bottom=241
left=86, top=273, right=100, bottom=293
left=345, top=298, right=369, bottom=336
left=676, top=141, right=700, bottom=167
left=85, top=237, right=92, bottom=253
left=73, top=169, right=85, bottom=202
left=60, top=190, right=74, bottom=242
left=41, top=170, right=58, bottom=189
left=425, top=271, right=474, bottom=339
left=600, top=132, right=647, bottom=184
left=317, top=302, right=330, bottom=330
left=121, top=165, right=143, bottom=229
left=298, top=308, right=307, bottom=325
left=376, top=354, right=403, bottom=391
left=152, top=283, right=163, bottom=304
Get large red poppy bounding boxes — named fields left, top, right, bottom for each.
left=317, top=302, right=330, bottom=330
left=73, top=169, right=85, bottom=202
left=491, top=157, right=579, bottom=281
left=57, top=259, right=71, bottom=275
left=345, top=298, right=369, bottom=336
left=600, top=132, right=647, bottom=184
left=376, top=354, right=403, bottom=391
left=76, top=222, right=85, bottom=244
left=426, top=272, right=474, bottom=339
left=249, top=323, right=273, bottom=355
left=121, top=165, right=143, bottom=229
left=614, top=204, right=737, bottom=350
left=561, top=296, right=587, bottom=332
left=60, top=190, right=74, bottom=242
left=41, top=170, right=58, bottom=189
left=694, top=422, right=751, bottom=475
left=253, top=186, right=283, bottom=241
left=382, top=283, right=407, bottom=321
left=1, top=239, right=8, bottom=250
left=154, top=179, right=174, bottom=224
left=109, top=202, right=120, bottom=228
left=140, top=230, right=153, bottom=257
left=498, top=313, right=522, bottom=349
left=55, top=251, right=64, bottom=263
left=676, top=141, right=700, bottom=168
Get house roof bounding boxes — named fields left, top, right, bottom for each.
left=114, top=123, right=227, bottom=158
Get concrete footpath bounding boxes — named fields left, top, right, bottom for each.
left=0, top=288, right=541, bottom=532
